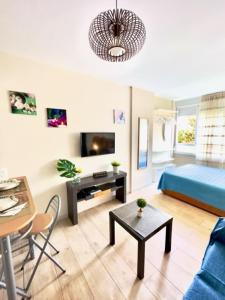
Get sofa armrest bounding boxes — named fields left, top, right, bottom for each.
left=210, top=218, right=225, bottom=245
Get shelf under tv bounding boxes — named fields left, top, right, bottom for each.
left=66, top=171, right=127, bottom=225
left=77, top=183, right=124, bottom=201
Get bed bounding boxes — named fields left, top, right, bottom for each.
left=158, top=164, right=225, bottom=216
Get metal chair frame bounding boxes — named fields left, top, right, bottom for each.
left=22, top=195, right=65, bottom=293
left=0, top=221, right=33, bottom=299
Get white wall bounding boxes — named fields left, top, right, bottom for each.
left=0, top=52, right=172, bottom=217
left=0, top=52, right=130, bottom=217
left=173, top=153, right=196, bottom=166
left=131, top=87, right=154, bottom=191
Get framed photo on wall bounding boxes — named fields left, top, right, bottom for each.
left=113, top=109, right=125, bottom=124
left=9, top=91, right=37, bottom=115
left=137, top=118, right=149, bottom=169
left=47, top=108, right=67, bottom=127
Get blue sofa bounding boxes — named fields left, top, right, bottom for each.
left=184, top=218, right=225, bottom=299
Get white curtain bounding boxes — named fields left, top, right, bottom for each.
left=196, top=92, right=225, bottom=166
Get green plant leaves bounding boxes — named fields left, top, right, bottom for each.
left=136, top=198, right=147, bottom=208
left=57, top=159, right=76, bottom=179
left=111, top=161, right=121, bottom=167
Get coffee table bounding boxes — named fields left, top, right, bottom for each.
left=109, top=201, right=173, bottom=279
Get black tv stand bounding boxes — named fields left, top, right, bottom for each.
left=66, top=171, right=127, bottom=225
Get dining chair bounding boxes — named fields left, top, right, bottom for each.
left=21, top=194, right=65, bottom=294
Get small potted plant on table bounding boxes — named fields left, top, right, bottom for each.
left=111, top=161, right=121, bottom=174
left=57, top=159, right=82, bottom=183
left=136, top=198, right=147, bottom=217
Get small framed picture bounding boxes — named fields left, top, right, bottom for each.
left=114, top=109, right=125, bottom=124
left=47, top=108, right=67, bottom=128
left=9, top=91, right=37, bottom=115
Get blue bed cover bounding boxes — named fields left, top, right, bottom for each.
left=158, top=164, right=225, bottom=211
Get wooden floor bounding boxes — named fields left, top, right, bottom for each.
left=0, top=185, right=218, bottom=300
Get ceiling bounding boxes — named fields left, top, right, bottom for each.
left=1, top=0, right=225, bottom=100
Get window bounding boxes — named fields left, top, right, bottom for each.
left=196, top=93, right=225, bottom=164
left=175, top=105, right=198, bottom=154
left=177, top=115, right=196, bottom=144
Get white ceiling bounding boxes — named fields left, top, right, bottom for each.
left=1, top=0, right=225, bottom=100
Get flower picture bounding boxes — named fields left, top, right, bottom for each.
left=9, top=91, right=37, bottom=115
left=47, top=108, right=67, bottom=128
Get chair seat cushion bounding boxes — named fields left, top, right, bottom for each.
left=183, top=271, right=225, bottom=300
left=31, top=213, right=53, bottom=234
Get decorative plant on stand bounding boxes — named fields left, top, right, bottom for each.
left=111, top=161, right=121, bottom=174
left=136, top=198, right=147, bottom=217
left=57, top=159, right=82, bottom=183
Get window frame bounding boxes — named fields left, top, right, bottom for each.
left=174, top=104, right=199, bottom=155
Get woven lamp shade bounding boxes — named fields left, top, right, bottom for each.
left=89, top=8, right=146, bottom=62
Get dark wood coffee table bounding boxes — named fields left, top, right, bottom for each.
left=109, top=201, right=173, bottom=279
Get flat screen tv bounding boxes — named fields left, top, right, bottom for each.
left=80, top=132, right=115, bottom=157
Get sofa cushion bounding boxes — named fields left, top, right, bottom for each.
left=184, top=218, right=225, bottom=299
left=183, top=271, right=225, bottom=300
left=209, top=218, right=225, bottom=245
left=202, top=241, right=225, bottom=285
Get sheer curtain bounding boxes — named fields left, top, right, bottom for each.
left=196, top=92, right=225, bottom=167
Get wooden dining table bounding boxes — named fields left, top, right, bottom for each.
left=0, top=176, right=36, bottom=300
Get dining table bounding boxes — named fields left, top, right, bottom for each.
left=0, top=176, right=36, bottom=300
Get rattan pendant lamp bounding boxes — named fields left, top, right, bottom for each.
left=89, top=0, right=146, bottom=62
